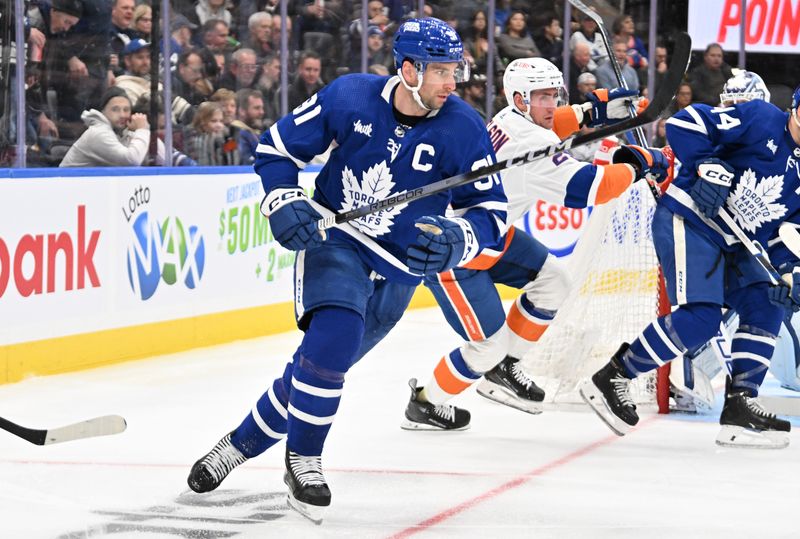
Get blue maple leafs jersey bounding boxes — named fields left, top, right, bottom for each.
left=664, top=100, right=800, bottom=270
left=254, top=74, right=508, bottom=284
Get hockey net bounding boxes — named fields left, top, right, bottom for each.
left=522, top=179, right=671, bottom=412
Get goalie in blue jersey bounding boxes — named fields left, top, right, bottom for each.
left=185, top=18, right=508, bottom=522
left=580, top=83, right=800, bottom=449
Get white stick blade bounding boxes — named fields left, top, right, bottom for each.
left=778, top=223, right=800, bottom=258
left=43, top=415, right=127, bottom=445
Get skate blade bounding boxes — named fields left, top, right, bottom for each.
left=399, top=419, right=470, bottom=432
left=286, top=492, right=328, bottom=525
left=476, top=381, right=543, bottom=415
left=715, top=425, right=790, bottom=449
left=578, top=380, right=632, bottom=436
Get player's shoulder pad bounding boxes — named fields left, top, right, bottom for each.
left=318, top=73, right=392, bottom=114
left=437, top=93, right=489, bottom=133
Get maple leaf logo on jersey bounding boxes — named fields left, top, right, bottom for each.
left=341, top=161, right=408, bottom=237
left=729, top=168, right=787, bottom=233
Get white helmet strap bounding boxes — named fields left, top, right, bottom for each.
left=398, top=63, right=431, bottom=111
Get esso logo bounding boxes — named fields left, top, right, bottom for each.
left=519, top=200, right=590, bottom=257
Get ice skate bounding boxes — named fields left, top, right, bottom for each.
left=476, top=356, right=545, bottom=414
left=401, top=378, right=470, bottom=431
left=715, top=377, right=791, bottom=449
left=187, top=432, right=249, bottom=493
left=579, top=343, right=639, bottom=435
left=284, top=448, right=331, bottom=524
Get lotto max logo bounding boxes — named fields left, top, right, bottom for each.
left=126, top=211, right=206, bottom=300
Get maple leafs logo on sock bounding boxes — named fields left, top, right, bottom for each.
left=729, top=168, right=787, bottom=233
left=340, top=160, right=408, bottom=237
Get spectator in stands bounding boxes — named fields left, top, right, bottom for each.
left=497, top=11, right=539, bottom=65
left=245, top=11, right=274, bottom=62
left=533, top=14, right=563, bottom=68
left=594, top=39, right=639, bottom=92
left=173, top=49, right=211, bottom=106
left=688, top=43, right=732, bottom=106
left=459, top=73, right=487, bottom=122
left=651, top=117, right=667, bottom=146
left=281, top=50, right=324, bottom=111
left=296, top=0, right=348, bottom=44
left=167, top=15, right=198, bottom=67
left=612, top=14, right=647, bottom=69
left=568, top=42, right=592, bottom=104
left=131, top=4, right=152, bottom=39
left=666, top=81, right=693, bottom=116
left=45, top=0, right=113, bottom=135
left=183, top=101, right=239, bottom=166
left=219, top=48, right=260, bottom=92
left=494, top=0, right=512, bottom=33
left=570, top=11, right=606, bottom=70
left=210, top=88, right=237, bottom=127
left=110, top=0, right=137, bottom=77
left=200, top=19, right=236, bottom=58
left=270, top=14, right=294, bottom=54
left=349, top=26, right=392, bottom=72
left=230, top=88, right=264, bottom=165
left=26, top=0, right=85, bottom=145
left=190, top=0, right=233, bottom=28
left=59, top=87, right=151, bottom=167
left=131, top=93, right=197, bottom=166
left=256, top=53, right=281, bottom=125
left=116, top=39, right=194, bottom=125
left=114, top=38, right=153, bottom=104
left=650, top=44, right=669, bottom=89
left=574, top=72, right=597, bottom=105
left=462, top=9, right=502, bottom=77
left=349, top=0, right=391, bottom=41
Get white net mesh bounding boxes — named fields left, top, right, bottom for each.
left=522, top=181, right=664, bottom=409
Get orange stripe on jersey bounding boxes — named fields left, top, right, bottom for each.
left=506, top=301, right=550, bottom=342
left=438, top=270, right=485, bottom=341
left=595, top=163, right=635, bottom=205
left=433, top=356, right=473, bottom=396
left=553, top=106, right=580, bottom=140
left=463, top=226, right=516, bottom=270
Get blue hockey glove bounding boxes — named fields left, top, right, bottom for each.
left=260, top=186, right=325, bottom=251
left=612, top=144, right=670, bottom=183
left=768, top=267, right=800, bottom=312
left=406, top=216, right=478, bottom=276
left=690, top=158, right=735, bottom=218
left=585, top=87, right=640, bottom=127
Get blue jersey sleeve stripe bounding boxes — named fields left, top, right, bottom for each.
left=265, top=123, right=307, bottom=168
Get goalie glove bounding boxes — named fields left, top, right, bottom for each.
left=260, top=187, right=326, bottom=251
left=690, top=158, right=735, bottom=218
left=575, top=87, right=641, bottom=128
left=612, top=145, right=669, bottom=183
left=406, top=216, right=479, bottom=276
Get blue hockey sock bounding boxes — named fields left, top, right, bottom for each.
left=729, top=325, right=776, bottom=396
left=287, top=307, right=363, bottom=456
left=623, top=304, right=720, bottom=378
left=231, top=363, right=292, bottom=458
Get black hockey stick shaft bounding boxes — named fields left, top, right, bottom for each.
left=317, top=31, right=691, bottom=231
left=0, top=414, right=127, bottom=445
left=0, top=416, right=48, bottom=445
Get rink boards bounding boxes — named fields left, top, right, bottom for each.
left=0, top=166, right=591, bottom=384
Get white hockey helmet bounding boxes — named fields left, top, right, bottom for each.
left=719, top=69, right=771, bottom=106
left=503, top=57, right=568, bottom=111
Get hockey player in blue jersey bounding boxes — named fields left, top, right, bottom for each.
left=185, top=18, right=507, bottom=522
left=580, top=85, right=800, bottom=449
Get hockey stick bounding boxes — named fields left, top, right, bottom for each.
left=0, top=414, right=127, bottom=445
left=717, top=208, right=787, bottom=286
left=567, top=0, right=648, bottom=146
left=315, top=31, right=692, bottom=231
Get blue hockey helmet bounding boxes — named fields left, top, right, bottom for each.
left=392, top=18, right=468, bottom=82
left=719, top=69, right=770, bottom=105
left=793, top=84, right=800, bottom=111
